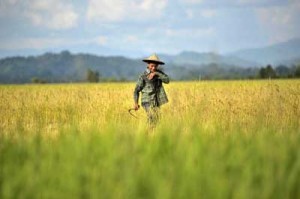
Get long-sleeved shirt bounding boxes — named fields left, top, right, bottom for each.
left=134, top=69, right=169, bottom=107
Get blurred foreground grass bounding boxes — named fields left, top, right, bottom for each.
left=0, top=80, right=300, bottom=198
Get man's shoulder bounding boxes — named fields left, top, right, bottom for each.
left=156, top=69, right=165, bottom=74
left=138, top=71, right=149, bottom=78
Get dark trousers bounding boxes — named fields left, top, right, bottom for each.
left=142, top=102, right=160, bottom=127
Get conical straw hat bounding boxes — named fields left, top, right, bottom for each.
left=142, top=53, right=165, bottom=65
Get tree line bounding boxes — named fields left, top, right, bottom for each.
left=259, top=64, right=300, bottom=79
left=0, top=50, right=299, bottom=84
left=30, top=64, right=300, bottom=84
left=83, top=64, right=300, bottom=83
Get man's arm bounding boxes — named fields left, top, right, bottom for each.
left=155, top=70, right=169, bottom=84
left=133, top=75, right=144, bottom=109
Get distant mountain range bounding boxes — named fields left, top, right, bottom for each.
left=159, top=37, right=300, bottom=67
left=160, top=51, right=257, bottom=68
left=228, top=38, right=300, bottom=66
left=0, top=38, right=300, bottom=83
left=0, top=51, right=142, bottom=83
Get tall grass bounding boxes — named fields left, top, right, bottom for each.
left=0, top=80, right=300, bottom=198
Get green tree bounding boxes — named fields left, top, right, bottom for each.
left=31, top=77, right=47, bottom=84
left=294, top=65, right=300, bottom=77
left=259, top=67, right=267, bottom=78
left=86, top=69, right=100, bottom=82
left=275, top=65, right=290, bottom=77
left=265, top=65, right=277, bottom=78
left=259, top=65, right=276, bottom=79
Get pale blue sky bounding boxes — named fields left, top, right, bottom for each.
left=0, top=0, right=299, bottom=58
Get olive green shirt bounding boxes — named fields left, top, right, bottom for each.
left=134, top=70, right=169, bottom=107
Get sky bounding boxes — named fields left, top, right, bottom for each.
left=0, top=0, right=300, bottom=58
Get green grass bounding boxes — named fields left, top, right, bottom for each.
left=1, top=127, right=300, bottom=199
left=0, top=80, right=300, bottom=198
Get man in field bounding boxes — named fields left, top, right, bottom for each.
left=133, top=53, right=169, bottom=127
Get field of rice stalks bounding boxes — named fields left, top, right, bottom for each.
left=1, top=80, right=300, bottom=198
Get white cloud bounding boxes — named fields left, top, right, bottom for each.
left=237, top=0, right=262, bottom=5
left=185, top=8, right=217, bottom=19
left=86, top=0, right=125, bottom=22
left=125, top=35, right=138, bottom=43
left=185, top=9, right=194, bottom=19
left=181, top=0, right=285, bottom=7
left=96, top=36, right=108, bottom=45
left=257, top=7, right=291, bottom=25
left=201, top=9, right=217, bottom=18
left=0, top=0, right=78, bottom=29
left=0, top=0, right=19, bottom=16
left=1, top=0, right=18, bottom=5
left=165, top=27, right=215, bottom=38
left=255, top=0, right=300, bottom=43
left=0, top=37, right=66, bottom=50
left=180, top=0, right=204, bottom=4
left=87, top=0, right=168, bottom=22
left=236, top=0, right=283, bottom=6
left=0, top=36, right=105, bottom=50
left=26, top=0, right=78, bottom=29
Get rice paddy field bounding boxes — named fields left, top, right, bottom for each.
left=0, top=80, right=300, bottom=198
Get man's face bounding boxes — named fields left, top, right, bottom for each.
left=147, top=62, right=158, bottom=73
